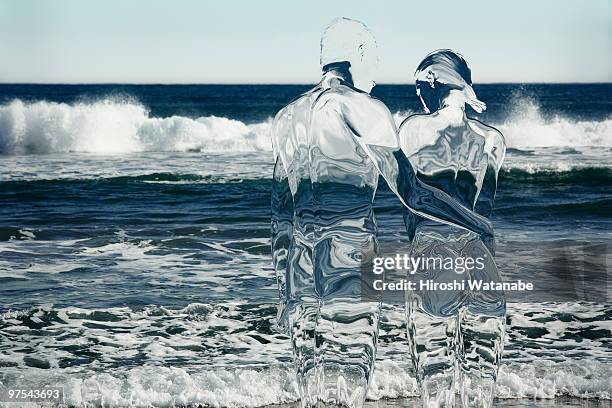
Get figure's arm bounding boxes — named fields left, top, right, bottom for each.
left=402, top=206, right=420, bottom=242
left=474, top=166, right=497, bottom=218
left=271, top=156, right=293, bottom=333
left=341, top=96, right=494, bottom=241
left=475, top=130, right=506, bottom=218
left=387, top=147, right=494, bottom=243
left=270, top=111, right=294, bottom=333
left=397, top=118, right=424, bottom=242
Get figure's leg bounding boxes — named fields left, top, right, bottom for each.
left=458, top=241, right=505, bottom=408
left=288, top=240, right=320, bottom=407
left=290, top=302, right=319, bottom=408
left=406, top=231, right=468, bottom=408
left=407, top=294, right=459, bottom=408
left=457, top=310, right=504, bottom=408
left=315, top=299, right=380, bottom=407
left=310, top=232, right=380, bottom=407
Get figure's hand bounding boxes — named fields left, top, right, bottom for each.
left=274, top=301, right=289, bottom=335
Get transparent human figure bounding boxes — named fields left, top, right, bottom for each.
left=271, top=22, right=492, bottom=407
left=271, top=21, right=494, bottom=408
left=398, top=50, right=506, bottom=408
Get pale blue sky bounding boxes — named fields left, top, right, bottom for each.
left=1, top=0, right=610, bottom=83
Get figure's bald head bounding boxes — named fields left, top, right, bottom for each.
left=320, top=18, right=379, bottom=93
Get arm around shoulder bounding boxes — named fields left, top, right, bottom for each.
left=398, top=114, right=430, bottom=157
left=339, top=92, right=399, bottom=149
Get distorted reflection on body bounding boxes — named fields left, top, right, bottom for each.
left=271, top=21, right=494, bottom=408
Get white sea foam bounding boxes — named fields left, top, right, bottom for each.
left=497, top=96, right=612, bottom=148
left=1, top=302, right=610, bottom=406
left=0, top=98, right=610, bottom=155
left=1, top=360, right=608, bottom=407
left=0, top=99, right=272, bottom=155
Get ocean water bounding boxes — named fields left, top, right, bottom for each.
left=0, top=84, right=610, bottom=407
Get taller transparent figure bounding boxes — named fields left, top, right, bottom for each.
left=272, top=22, right=494, bottom=408
left=399, top=50, right=506, bottom=408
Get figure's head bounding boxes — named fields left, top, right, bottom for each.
left=414, top=49, right=486, bottom=114
left=320, top=18, right=379, bottom=93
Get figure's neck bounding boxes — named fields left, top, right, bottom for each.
left=438, top=91, right=467, bottom=125
left=322, top=61, right=354, bottom=86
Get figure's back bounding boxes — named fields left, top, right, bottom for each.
left=271, top=72, right=392, bottom=408
left=272, top=74, right=383, bottom=299
left=399, top=113, right=504, bottom=211
left=401, top=49, right=507, bottom=408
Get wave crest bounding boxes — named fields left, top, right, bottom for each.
left=1, top=97, right=611, bottom=155
left=500, top=167, right=612, bottom=185
left=498, top=95, right=612, bottom=148
left=0, top=99, right=272, bottom=154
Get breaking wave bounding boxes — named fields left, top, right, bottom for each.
left=0, top=98, right=611, bottom=155
left=497, top=95, right=612, bottom=148
left=0, top=99, right=272, bottom=154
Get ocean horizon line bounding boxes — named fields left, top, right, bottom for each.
left=1, top=81, right=611, bottom=86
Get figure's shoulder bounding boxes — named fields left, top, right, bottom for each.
left=273, top=104, right=288, bottom=124
left=274, top=92, right=312, bottom=123
left=397, top=113, right=440, bottom=155
left=314, top=85, right=397, bottom=147
left=467, top=118, right=506, bottom=167
left=398, top=112, right=451, bottom=145
left=467, top=118, right=505, bottom=145
left=272, top=92, right=315, bottom=157
left=398, top=113, right=430, bottom=134
left=315, top=84, right=387, bottom=114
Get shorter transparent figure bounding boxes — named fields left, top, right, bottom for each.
left=272, top=23, right=494, bottom=408
left=399, top=50, right=506, bottom=408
